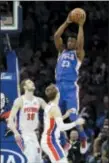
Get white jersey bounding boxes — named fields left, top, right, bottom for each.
left=18, top=95, right=40, bottom=133
left=42, top=102, right=60, bottom=141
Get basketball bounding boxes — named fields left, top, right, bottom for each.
left=69, top=8, right=86, bottom=24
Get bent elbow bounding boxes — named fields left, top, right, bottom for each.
left=54, top=33, right=59, bottom=40
left=60, top=128, right=64, bottom=131
left=7, top=120, right=14, bottom=130
left=58, top=125, right=64, bottom=131
left=7, top=123, right=12, bottom=129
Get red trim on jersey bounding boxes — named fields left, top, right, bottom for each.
left=0, top=111, right=10, bottom=120
left=47, top=118, right=60, bottom=161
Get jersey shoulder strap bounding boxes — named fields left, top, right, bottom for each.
left=45, top=102, right=56, bottom=114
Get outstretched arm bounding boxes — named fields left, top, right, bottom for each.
left=50, top=106, right=85, bottom=131
left=63, top=109, right=74, bottom=120
left=54, top=16, right=71, bottom=52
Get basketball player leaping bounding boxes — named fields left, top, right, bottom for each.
left=54, top=12, right=88, bottom=154
left=41, top=84, right=85, bottom=163
left=8, top=79, right=47, bottom=163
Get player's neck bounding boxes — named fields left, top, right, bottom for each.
left=51, top=97, right=58, bottom=105
left=24, top=91, right=34, bottom=101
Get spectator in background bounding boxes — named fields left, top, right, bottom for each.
left=101, top=138, right=109, bottom=163
left=68, top=129, right=84, bottom=163
left=24, top=13, right=35, bottom=31
left=103, top=96, right=109, bottom=118
left=88, top=118, right=109, bottom=163
left=18, top=41, right=33, bottom=66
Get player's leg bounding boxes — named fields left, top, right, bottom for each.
left=52, top=140, right=68, bottom=163
left=24, top=143, right=42, bottom=163
left=56, top=83, right=66, bottom=115
left=41, top=141, right=57, bottom=163
left=22, top=133, right=42, bottom=163
left=56, top=83, right=72, bottom=152
left=65, top=84, right=88, bottom=154
left=57, top=157, right=68, bottom=163
left=58, top=95, right=70, bottom=152
left=49, top=157, right=68, bottom=163
left=59, top=101, right=68, bottom=149
left=56, top=83, right=68, bottom=148
left=41, top=138, right=66, bottom=163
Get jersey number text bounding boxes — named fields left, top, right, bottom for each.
left=27, top=113, right=35, bottom=120
left=61, top=60, right=70, bottom=68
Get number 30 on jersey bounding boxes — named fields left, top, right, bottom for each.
left=27, top=113, right=35, bottom=120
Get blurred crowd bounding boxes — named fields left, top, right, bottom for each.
left=1, top=1, right=109, bottom=163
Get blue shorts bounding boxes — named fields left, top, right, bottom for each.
left=56, top=81, right=79, bottom=121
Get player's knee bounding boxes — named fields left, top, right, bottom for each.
left=27, top=154, right=40, bottom=163
left=26, top=156, right=36, bottom=163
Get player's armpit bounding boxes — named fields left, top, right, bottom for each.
left=50, top=105, right=62, bottom=118
left=38, top=98, right=47, bottom=110
left=76, top=49, right=85, bottom=62
left=63, top=109, right=75, bottom=120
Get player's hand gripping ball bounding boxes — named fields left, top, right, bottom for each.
left=69, top=8, right=86, bottom=25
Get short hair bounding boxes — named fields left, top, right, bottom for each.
left=45, top=84, right=58, bottom=101
left=20, top=78, right=29, bottom=93
left=67, top=33, right=77, bottom=39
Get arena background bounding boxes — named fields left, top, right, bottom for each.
left=0, top=1, right=109, bottom=163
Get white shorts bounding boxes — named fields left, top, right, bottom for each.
left=41, top=136, right=68, bottom=163
left=21, top=132, right=42, bottom=163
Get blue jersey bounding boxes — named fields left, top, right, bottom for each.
left=55, top=49, right=81, bottom=82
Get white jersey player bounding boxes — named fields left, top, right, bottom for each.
left=41, top=84, right=85, bottom=163
left=8, top=79, right=47, bottom=163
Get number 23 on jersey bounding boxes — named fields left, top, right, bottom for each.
left=61, top=60, right=70, bottom=68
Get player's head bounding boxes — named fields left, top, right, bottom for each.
left=45, top=84, right=60, bottom=102
left=21, top=79, right=35, bottom=93
left=66, top=33, right=77, bottom=50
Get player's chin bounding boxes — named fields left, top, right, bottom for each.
left=68, top=46, right=74, bottom=50
left=29, top=88, right=35, bottom=91
left=32, top=87, right=35, bottom=91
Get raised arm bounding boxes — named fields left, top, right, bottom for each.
left=63, top=109, right=74, bottom=120
left=76, top=15, right=86, bottom=61
left=54, top=16, right=71, bottom=51
left=50, top=105, right=85, bottom=131
left=8, top=97, right=22, bottom=135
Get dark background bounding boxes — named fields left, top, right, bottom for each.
left=0, top=1, right=109, bottom=163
